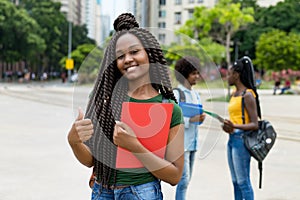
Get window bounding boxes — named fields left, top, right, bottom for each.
left=188, top=9, right=194, bottom=19
left=159, top=10, right=166, bottom=18
left=174, top=12, right=182, bottom=24
left=158, top=34, right=166, bottom=43
left=175, top=0, right=182, bottom=5
left=189, top=0, right=195, bottom=3
left=158, top=22, right=166, bottom=28
left=159, top=0, right=166, bottom=5
left=197, top=0, right=203, bottom=3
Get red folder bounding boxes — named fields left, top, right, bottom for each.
left=116, top=102, right=174, bottom=168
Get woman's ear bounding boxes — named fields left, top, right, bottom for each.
left=233, top=71, right=239, bottom=80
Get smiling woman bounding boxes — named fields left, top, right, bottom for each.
left=67, top=13, right=184, bottom=200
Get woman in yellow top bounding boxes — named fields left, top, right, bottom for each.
left=223, top=56, right=261, bottom=200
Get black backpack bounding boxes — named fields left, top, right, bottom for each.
left=241, top=91, right=277, bottom=189
left=173, top=88, right=185, bottom=103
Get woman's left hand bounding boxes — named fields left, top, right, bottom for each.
left=113, top=121, right=140, bottom=152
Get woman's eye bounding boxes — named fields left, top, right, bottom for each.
left=130, top=49, right=139, bottom=54
left=117, top=54, right=124, bottom=60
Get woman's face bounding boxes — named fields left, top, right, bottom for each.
left=227, top=67, right=238, bottom=86
left=115, top=33, right=150, bottom=81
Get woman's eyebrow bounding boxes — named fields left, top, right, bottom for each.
left=116, top=44, right=142, bottom=54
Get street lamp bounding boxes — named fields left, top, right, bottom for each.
left=67, top=20, right=72, bottom=82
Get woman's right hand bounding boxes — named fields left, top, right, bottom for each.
left=68, top=108, right=94, bottom=146
left=189, top=113, right=206, bottom=123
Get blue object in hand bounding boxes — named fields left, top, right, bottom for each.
left=179, top=102, right=203, bottom=125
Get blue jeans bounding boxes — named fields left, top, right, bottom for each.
left=227, top=130, right=254, bottom=200
left=91, top=180, right=163, bottom=200
left=175, top=151, right=196, bottom=200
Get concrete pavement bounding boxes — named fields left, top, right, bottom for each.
left=0, top=82, right=299, bottom=199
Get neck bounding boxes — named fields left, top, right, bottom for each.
left=183, top=81, right=192, bottom=90
left=234, top=83, right=247, bottom=95
left=128, top=82, right=158, bottom=99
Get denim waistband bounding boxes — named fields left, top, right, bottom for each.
left=230, top=129, right=246, bottom=139
left=94, top=179, right=160, bottom=191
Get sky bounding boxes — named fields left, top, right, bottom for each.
left=101, top=0, right=130, bottom=29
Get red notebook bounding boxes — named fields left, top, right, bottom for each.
left=116, top=102, right=174, bottom=168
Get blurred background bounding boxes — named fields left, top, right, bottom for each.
left=1, top=0, right=300, bottom=200
left=1, top=0, right=300, bottom=93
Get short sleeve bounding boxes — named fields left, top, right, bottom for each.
left=169, top=100, right=184, bottom=128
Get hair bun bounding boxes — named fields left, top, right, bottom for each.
left=113, top=13, right=139, bottom=31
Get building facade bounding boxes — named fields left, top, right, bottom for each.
left=54, top=0, right=82, bottom=25
left=132, top=0, right=283, bottom=45
left=132, top=0, right=218, bottom=45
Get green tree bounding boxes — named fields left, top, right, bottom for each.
left=236, top=0, right=300, bottom=60
left=0, top=0, right=45, bottom=66
left=20, top=0, right=67, bottom=74
left=232, top=0, right=258, bottom=9
left=212, top=0, right=254, bottom=65
left=165, top=38, right=225, bottom=67
left=257, top=0, right=300, bottom=33
left=178, top=0, right=254, bottom=65
left=60, top=44, right=103, bottom=83
left=59, top=22, right=96, bottom=62
left=255, top=29, right=300, bottom=71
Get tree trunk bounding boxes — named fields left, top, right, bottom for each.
left=226, top=31, right=231, bottom=66
left=226, top=31, right=232, bottom=101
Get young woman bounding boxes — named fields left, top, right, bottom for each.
left=222, top=56, right=261, bottom=200
left=67, top=13, right=184, bottom=200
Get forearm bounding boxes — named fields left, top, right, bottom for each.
left=133, top=145, right=183, bottom=185
left=234, top=122, right=258, bottom=131
left=69, top=142, right=94, bottom=167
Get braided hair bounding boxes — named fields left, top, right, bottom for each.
left=84, top=13, right=177, bottom=186
left=232, top=56, right=261, bottom=118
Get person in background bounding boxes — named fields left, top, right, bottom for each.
left=223, top=56, right=261, bottom=200
left=273, top=76, right=281, bottom=95
left=280, top=77, right=291, bottom=94
left=295, top=76, right=300, bottom=86
left=173, top=56, right=206, bottom=200
left=67, top=13, right=184, bottom=200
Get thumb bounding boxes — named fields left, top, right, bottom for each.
left=115, top=121, right=129, bottom=133
left=76, top=107, right=84, bottom=121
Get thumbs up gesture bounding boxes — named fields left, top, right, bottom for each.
left=68, top=108, right=94, bottom=146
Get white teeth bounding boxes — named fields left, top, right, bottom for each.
left=126, top=66, right=137, bottom=72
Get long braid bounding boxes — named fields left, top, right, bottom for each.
left=84, top=13, right=177, bottom=186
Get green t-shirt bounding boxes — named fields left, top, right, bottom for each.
left=111, top=94, right=183, bottom=185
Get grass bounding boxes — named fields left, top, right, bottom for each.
left=206, top=95, right=230, bottom=102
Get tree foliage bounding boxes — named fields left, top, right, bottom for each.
left=236, top=0, right=300, bottom=61
left=0, top=0, right=45, bottom=64
left=0, top=0, right=95, bottom=77
left=255, top=29, right=300, bottom=71
left=165, top=38, right=225, bottom=67
left=178, top=0, right=254, bottom=65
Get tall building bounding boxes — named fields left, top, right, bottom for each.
left=132, top=0, right=216, bottom=45
left=132, top=0, right=284, bottom=45
left=84, top=0, right=101, bottom=43
left=99, top=15, right=110, bottom=46
left=55, top=0, right=82, bottom=25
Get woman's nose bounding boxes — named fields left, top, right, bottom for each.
left=124, top=53, right=133, bottom=63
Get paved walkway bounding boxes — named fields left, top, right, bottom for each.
left=0, top=82, right=299, bottom=199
